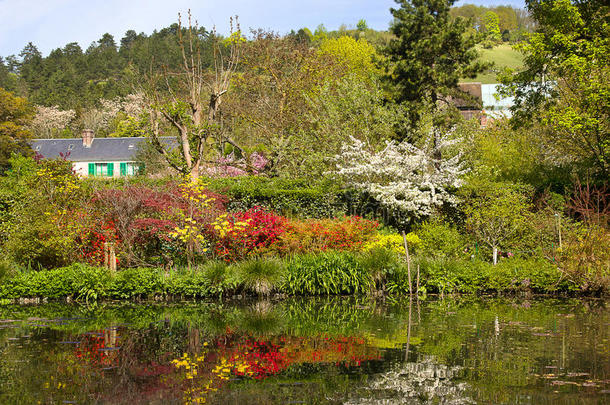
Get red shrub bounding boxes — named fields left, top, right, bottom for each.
left=269, top=216, right=379, bottom=255
left=214, top=207, right=287, bottom=261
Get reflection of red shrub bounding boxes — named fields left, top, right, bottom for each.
left=74, top=331, right=119, bottom=367
left=214, top=334, right=381, bottom=380
left=215, top=207, right=287, bottom=262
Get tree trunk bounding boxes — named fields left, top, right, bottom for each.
left=493, top=246, right=498, bottom=265
left=402, top=231, right=412, bottom=295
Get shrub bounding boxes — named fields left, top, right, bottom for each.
left=558, top=224, right=610, bottom=293
left=357, top=247, right=401, bottom=287
left=233, top=258, right=285, bottom=295
left=0, top=264, right=109, bottom=300
left=270, top=216, right=379, bottom=255
left=108, top=267, right=164, bottom=299
left=206, top=176, right=345, bottom=218
left=214, top=207, right=287, bottom=261
left=284, top=252, right=372, bottom=295
left=415, top=220, right=467, bottom=259
left=363, top=232, right=419, bottom=255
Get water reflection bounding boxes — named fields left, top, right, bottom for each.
left=0, top=297, right=607, bottom=404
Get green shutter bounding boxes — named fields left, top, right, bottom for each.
left=107, top=163, right=114, bottom=177
left=88, top=163, right=95, bottom=176
left=120, top=162, right=127, bottom=177
left=139, top=163, right=145, bottom=175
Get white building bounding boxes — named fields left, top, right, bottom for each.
left=30, top=130, right=176, bottom=177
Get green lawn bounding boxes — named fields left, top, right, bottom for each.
left=468, top=44, right=525, bottom=84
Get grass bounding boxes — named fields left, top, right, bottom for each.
left=469, top=44, right=525, bottom=84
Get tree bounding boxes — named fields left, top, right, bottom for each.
left=333, top=128, right=467, bottom=228
left=460, top=179, right=533, bottom=264
left=386, top=0, right=487, bottom=129
left=499, top=0, right=610, bottom=178
left=0, top=88, right=34, bottom=171
left=483, top=11, right=501, bottom=42
left=225, top=30, right=342, bottom=176
left=357, top=19, right=369, bottom=31
left=141, top=12, right=242, bottom=182
left=29, top=105, right=76, bottom=138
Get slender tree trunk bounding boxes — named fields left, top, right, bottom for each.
left=402, top=231, right=412, bottom=295
left=493, top=246, right=498, bottom=265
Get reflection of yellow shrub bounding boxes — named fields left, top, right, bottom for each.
left=363, top=233, right=421, bottom=254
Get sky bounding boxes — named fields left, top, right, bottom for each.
left=0, top=0, right=526, bottom=57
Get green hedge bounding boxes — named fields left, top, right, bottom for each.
left=205, top=176, right=347, bottom=218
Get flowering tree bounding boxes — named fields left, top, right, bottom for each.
left=29, top=105, right=76, bottom=138
left=333, top=128, right=467, bottom=227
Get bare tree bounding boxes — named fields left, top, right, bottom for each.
left=142, top=11, right=242, bottom=181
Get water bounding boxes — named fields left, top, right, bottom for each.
left=0, top=297, right=608, bottom=404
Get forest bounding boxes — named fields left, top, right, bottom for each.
left=0, top=0, right=608, bottom=300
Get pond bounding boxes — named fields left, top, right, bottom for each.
left=0, top=297, right=608, bottom=404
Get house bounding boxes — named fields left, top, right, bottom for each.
left=454, top=82, right=515, bottom=126
left=30, top=130, right=176, bottom=177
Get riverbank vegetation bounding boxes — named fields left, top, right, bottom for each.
left=0, top=1, right=608, bottom=299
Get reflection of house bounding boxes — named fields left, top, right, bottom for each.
left=455, top=82, right=514, bottom=126
left=31, top=130, right=176, bottom=177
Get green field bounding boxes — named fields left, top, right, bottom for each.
left=470, top=44, right=525, bottom=84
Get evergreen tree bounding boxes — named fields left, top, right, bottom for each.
left=386, top=0, right=487, bottom=129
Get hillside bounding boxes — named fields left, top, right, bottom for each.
left=472, top=44, right=524, bottom=84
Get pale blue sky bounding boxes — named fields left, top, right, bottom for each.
left=0, top=0, right=525, bottom=57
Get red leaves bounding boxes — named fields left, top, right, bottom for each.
left=214, top=206, right=287, bottom=261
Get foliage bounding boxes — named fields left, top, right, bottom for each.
left=0, top=87, right=34, bottom=171
left=413, top=256, right=574, bottom=294
left=207, top=176, right=345, bottom=218
left=415, top=219, right=467, bottom=259
left=318, top=36, right=381, bottom=80
left=557, top=224, right=610, bottom=294
left=283, top=252, right=372, bottom=295
left=232, top=258, right=285, bottom=295
left=499, top=0, right=609, bottom=178
left=363, top=233, right=420, bottom=255
left=215, top=207, right=287, bottom=262
left=2, top=158, right=90, bottom=268
left=482, top=11, right=501, bottom=42
left=270, top=216, right=379, bottom=255
left=460, top=178, right=535, bottom=264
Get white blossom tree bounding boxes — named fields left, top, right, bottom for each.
left=29, top=106, right=76, bottom=138
left=334, top=128, right=467, bottom=226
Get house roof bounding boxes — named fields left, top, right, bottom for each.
left=30, top=137, right=178, bottom=162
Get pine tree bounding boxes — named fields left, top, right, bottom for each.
left=386, top=0, right=487, bottom=128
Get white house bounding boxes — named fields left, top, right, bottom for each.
left=30, top=130, right=176, bottom=178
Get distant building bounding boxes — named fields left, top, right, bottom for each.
left=455, top=82, right=514, bottom=126
left=30, top=130, right=176, bottom=177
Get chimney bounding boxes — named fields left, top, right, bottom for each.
left=82, top=129, right=94, bottom=148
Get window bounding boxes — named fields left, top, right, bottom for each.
left=127, top=163, right=139, bottom=176
left=95, top=163, right=108, bottom=176
left=88, top=163, right=114, bottom=177
left=68, top=144, right=74, bottom=150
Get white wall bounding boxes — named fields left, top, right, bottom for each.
left=72, top=161, right=137, bottom=178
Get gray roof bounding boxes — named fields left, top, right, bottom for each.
left=30, top=137, right=178, bottom=162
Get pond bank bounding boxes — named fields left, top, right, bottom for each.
left=0, top=254, right=606, bottom=304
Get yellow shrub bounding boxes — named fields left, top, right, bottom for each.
left=363, top=233, right=421, bottom=255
